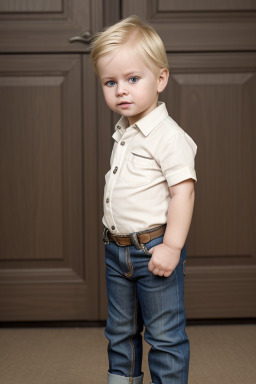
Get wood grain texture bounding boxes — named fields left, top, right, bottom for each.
left=82, top=55, right=100, bottom=319
left=161, top=52, right=256, bottom=318
left=0, top=0, right=63, bottom=13
left=103, top=0, right=121, bottom=27
left=158, top=0, right=256, bottom=12
left=0, top=0, right=93, bottom=52
left=0, top=54, right=99, bottom=320
left=164, top=53, right=256, bottom=262
left=185, top=265, right=256, bottom=318
left=0, top=68, right=63, bottom=263
left=122, top=0, right=256, bottom=51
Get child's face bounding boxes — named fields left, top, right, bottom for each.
left=97, top=48, right=167, bottom=125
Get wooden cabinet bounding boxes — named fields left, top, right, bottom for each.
left=0, top=0, right=255, bottom=321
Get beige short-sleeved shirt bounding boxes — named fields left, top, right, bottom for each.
left=103, top=102, right=197, bottom=235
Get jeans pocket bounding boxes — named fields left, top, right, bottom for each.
left=140, top=243, right=152, bottom=256
left=140, top=235, right=164, bottom=256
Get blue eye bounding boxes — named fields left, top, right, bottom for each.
left=105, top=80, right=116, bottom=87
left=129, top=77, right=139, bottom=83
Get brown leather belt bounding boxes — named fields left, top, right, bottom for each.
left=103, top=224, right=166, bottom=247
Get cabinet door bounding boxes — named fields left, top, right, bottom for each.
left=0, top=54, right=99, bottom=321
left=163, top=52, right=256, bottom=318
left=121, top=1, right=256, bottom=318
left=122, top=0, right=256, bottom=51
left=0, top=0, right=102, bottom=52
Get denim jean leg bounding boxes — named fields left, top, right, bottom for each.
left=132, top=239, right=190, bottom=384
left=105, top=242, right=144, bottom=384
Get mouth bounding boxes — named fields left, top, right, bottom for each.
left=118, top=101, right=132, bottom=106
left=118, top=102, right=132, bottom=109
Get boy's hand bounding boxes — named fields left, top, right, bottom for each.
left=148, top=243, right=181, bottom=277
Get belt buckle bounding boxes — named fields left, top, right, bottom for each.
left=103, top=227, right=110, bottom=244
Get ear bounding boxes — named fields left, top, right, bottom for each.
left=157, top=68, right=169, bottom=93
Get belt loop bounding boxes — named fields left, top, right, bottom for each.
left=129, top=233, right=141, bottom=250
left=103, top=227, right=110, bottom=244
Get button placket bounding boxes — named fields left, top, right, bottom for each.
left=105, top=129, right=137, bottom=234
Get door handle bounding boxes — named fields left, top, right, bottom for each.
left=69, top=31, right=93, bottom=44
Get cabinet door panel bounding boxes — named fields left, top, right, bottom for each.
left=122, top=0, right=256, bottom=51
left=161, top=52, right=256, bottom=318
left=0, top=54, right=98, bottom=321
left=0, top=0, right=103, bottom=53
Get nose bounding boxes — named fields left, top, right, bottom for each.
left=116, top=81, right=128, bottom=96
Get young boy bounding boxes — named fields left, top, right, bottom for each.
left=90, top=15, right=197, bottom=384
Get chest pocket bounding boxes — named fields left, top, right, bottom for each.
left=120, top=152, right=158, bottom=187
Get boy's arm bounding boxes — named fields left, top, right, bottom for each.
left=148, top=179, right=195, bottom=277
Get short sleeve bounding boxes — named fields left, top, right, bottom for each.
left=158, top=132, right=197, bottom=186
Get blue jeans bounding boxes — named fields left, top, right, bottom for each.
left=104, top=235, right=190, bottom=384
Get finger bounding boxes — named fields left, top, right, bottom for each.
left=163, top=270, right=172, bottom=277
left=152, top=268, right=160, bottom=275
left=148, top=246, right=155, bottom=254
left=148, top=260, right=154, bottom=272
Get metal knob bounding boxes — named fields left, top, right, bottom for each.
left=69, top=31, right=93, bottom=44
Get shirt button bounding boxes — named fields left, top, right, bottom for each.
left=121, top=141, right=125, bottom=146
left=113, top=166, right=118, bottom=174
left=106, top=198, right=110, bottom=203
left=111, top=226, right=115, bottom=230
left=117, top=125, right=121, bottom=129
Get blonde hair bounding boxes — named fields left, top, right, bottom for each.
left=90, top=15, right=169, bottom=76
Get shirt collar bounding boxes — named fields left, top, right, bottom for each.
left=112, top=102, right=168, bottom=142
